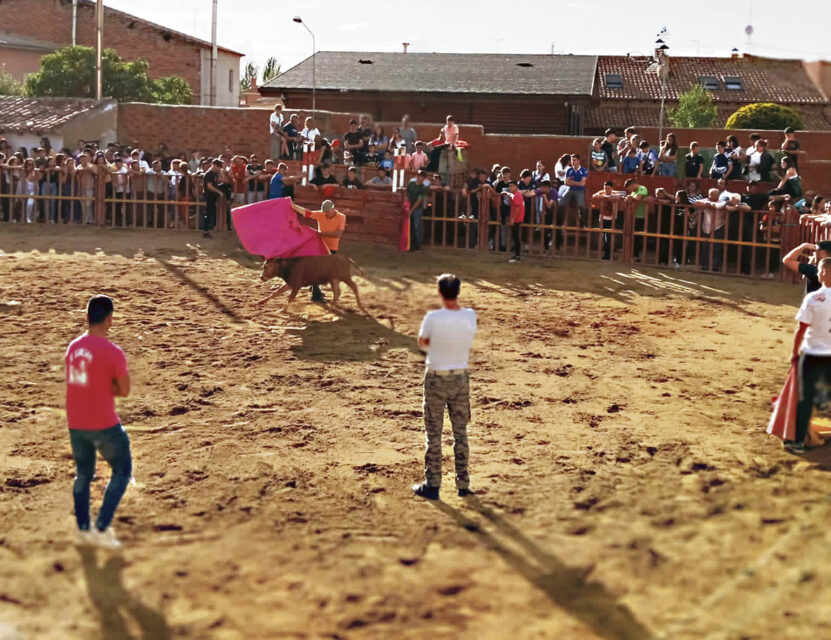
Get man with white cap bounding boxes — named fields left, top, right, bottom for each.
left=289, top=199, right=346, bottom=302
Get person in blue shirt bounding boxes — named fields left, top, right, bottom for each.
left=559, top=154, right=589, bottom=227
left=267, top=163, right=300, bottom=199
left=709, top=140, right=733, bottom=180
left=621, top=147, right=641, bottom=174
left=637, top=140, right=658, bottom=176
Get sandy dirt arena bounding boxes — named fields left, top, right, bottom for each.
left=1, top=225, right=831, bottom=640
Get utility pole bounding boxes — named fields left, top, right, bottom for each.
left=210, top=0, right=218, bottom=106
left=96, top=0, right=103, bottom=100
left=72, top=0, right=78, bottom=45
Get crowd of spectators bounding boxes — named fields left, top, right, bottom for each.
left=1, top=117, right=826, bottom=273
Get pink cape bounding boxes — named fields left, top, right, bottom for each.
left=767, top=365, right=798, bottom=441
left=231, top=197, right=329, bottom=259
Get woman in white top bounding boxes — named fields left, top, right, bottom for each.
left=553, top=154, right=571, bottom=190
left=301, top=117, right=320, bottom=144
left=22, top=158, right=39, bottom=223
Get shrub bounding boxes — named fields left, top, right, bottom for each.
left=725, top=103, right=803, bottom=131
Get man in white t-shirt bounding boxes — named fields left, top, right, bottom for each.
left=791, top=257, right=831, bottom=452
left=269, top=104, right=287, bottom=160
left=414, top=274, right=477, bottom=500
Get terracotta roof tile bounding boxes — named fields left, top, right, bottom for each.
left=0, top=97, right=115, bottom=134
left=598, top=55, right=825, bottom=104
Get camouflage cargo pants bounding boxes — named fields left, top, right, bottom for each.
left=423, top=371, right=470, bottom=490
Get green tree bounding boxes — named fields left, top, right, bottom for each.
left=24, top=45, right=191, bottom=104
left=0, top=70, right=23, bottom=96
left=725, top=102, right=803, bottom=130
left=151, top=76, right=193, bottom=104
left=262, top=57, right=280, bottom=83
left=240, top=61, right=258, bottom=92
left=667, top=84, right=718, bottom=128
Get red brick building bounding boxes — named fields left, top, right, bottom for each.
left=0, top=0, right=243, bottom=106
left=590, top=53, right=831, bottom=134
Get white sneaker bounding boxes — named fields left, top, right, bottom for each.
left=509, top=256, right=521, bottom=263
left=74, top=529, right=97, bottom=547
left=92, top=527, right=122, bottom=550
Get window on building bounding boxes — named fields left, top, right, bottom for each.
left=516, top=62, right=534, bottom=68
left=699, top=75, right=720, bottom=90
left=229, top=69, right=234, bottom=93
left=605, top=73, right=623, bottom=89
left=723, top=76, right=743, bottom=91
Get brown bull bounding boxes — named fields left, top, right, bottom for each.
left=257, top=255, right=368, bottom=314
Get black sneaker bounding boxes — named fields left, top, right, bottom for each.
left=457, top=488, right=472, bottom=498
left=784, top=441, right=806, bottom=453
left=412, top=482, right=439, bottom=500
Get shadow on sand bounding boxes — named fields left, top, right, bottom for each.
left=284, top=309, right=420, bottom=362
left=431, top=496, right=655, bottom=640
left=78, top=547, right=170, bottom=640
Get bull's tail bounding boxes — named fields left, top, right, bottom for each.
left=348, top=257, right=365, bottom=277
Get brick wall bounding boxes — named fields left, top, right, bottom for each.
left=0, top=0, right=215, bottom=103
left=119, top=103, right=273, bottom=157
left=118, top=103, right=831, bottom=194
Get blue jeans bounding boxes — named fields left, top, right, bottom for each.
left=658, top=162, right=677, bottom=177
left=70, top=424, right=132, bottom=531
left=41, top=182, right=58, bottom=222
left=410, top=208, right=423, bottom=250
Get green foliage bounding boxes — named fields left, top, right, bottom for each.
left=667, top=84, right=718, bottom=128
left=725, top=102, right=803, bottom=131
left=151, top=76, right=193, bottom=104
left=23, top=46, right=191, bottom=104
left=262, top=57, right=280, bottom=83
left=241, top=61, right=258, bottom=92
left=0, top=70, right=23, bottom=96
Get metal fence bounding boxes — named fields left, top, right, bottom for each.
left=422, top=188, right=794, bottom=280
left=0, top=166, right=277, bottom=231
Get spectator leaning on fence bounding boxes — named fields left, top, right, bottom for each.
left=342, top=166, right=363, bottom=189
left=625, top=178, right=648, bottom=260
left=592, top=180, right=622, bottom=260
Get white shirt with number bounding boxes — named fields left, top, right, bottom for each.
left=419, top=308, right=477, bottom=371
left=797, top=286, right=831, bottom=355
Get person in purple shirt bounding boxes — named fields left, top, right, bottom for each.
left=559, top=154, right=589, bottom=227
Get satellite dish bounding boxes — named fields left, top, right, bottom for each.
left=745, top=24, right=754, bottom=36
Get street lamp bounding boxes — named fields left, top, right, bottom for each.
left=293, top=16, right=315, bottom=119
left=647, top=40, right=670, bottom=146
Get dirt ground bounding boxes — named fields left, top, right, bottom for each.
left=1, top=225, right=830, bottom=640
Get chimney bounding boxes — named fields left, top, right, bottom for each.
left=402, top=42, right=410, bottom=54
left=731, top=48, right=740, bottom=60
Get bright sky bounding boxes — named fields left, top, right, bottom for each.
left=104, top=0, right=831, bottom=75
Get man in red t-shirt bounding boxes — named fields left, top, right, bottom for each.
left=230, top=155, right=248, bottom=205
left=65, top=295, right=132, bottom=549
left=506, top=181, right=525, bottom=263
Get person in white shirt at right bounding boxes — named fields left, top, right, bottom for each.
left=413, top=274, right=477, bottom=500
left=301, top=117, right=321, bottom=145
left=790, top=257, right=831, bottom=452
